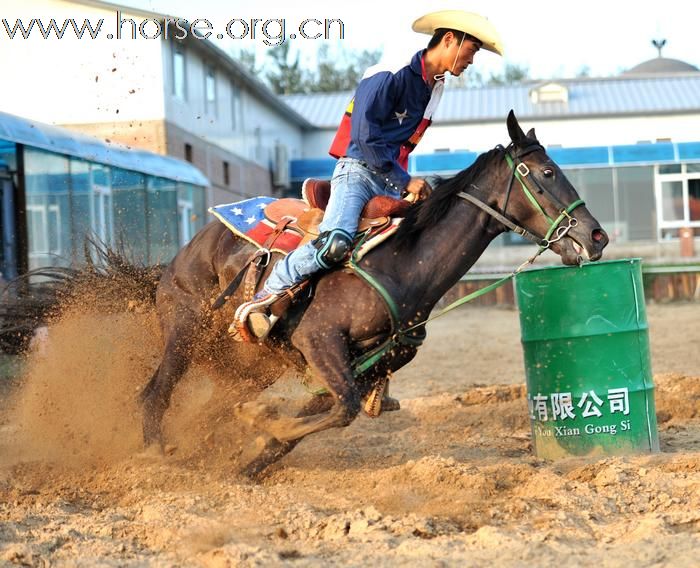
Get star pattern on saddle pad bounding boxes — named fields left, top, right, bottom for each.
left=209, top=196, right=276, bottom=233
left=208, top=195, right=303, bottom=254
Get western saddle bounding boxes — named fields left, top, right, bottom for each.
left=263, top=179, right=413, bottom=245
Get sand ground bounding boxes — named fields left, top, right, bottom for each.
left=1, top=302, right=699, bottom=566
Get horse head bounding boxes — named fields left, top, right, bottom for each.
left=502, top=110, right=609, bottom=265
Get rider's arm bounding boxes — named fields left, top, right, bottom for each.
left=350, top=72, right=411, bottom=192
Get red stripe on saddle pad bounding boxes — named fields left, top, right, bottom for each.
left=246, top=221, right=303, bottom=253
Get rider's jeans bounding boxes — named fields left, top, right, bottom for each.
left=263, top=158, right=402, bottom=294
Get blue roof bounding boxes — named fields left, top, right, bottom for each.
left=291, top=140, right=700, bottom=180
left=283, top=73, right=700, bottom=128
left=0, top=111, right=209, bottom=186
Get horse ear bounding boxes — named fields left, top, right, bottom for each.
left=526, top=127, right=537, bottom=140
left=507, top=110, right=526, bottom=144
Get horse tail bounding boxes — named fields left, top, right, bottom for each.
left=0, top=237, right=165, bottom=354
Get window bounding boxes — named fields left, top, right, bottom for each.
left=223, top=161, right=230, bottom=186
left=656, top=163, right=700, bottom=240
left=172, top=46, right=186, bottom=100
left=147, top=177, right=179, bottom=262
left=27, top=203, right=61, bottom=257
left=660, top=181, right=683, bottom=222
left=91, top=164, right=114, bottom=248
left=231, top=83, right=241, bottom=130
left=23, top=148, right=71, bottom=269
left=111, top=168, right=147, bottom=261
left=184, top=143, right=193, bottom=163
left=177, top=183, right=206, bottom=246
left=205, top=66, right=216, bottom=115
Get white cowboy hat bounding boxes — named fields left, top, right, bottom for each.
left=412, top=10, right=504, bottom=56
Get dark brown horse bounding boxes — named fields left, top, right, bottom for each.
left=139, top=111, right=609, bottom=475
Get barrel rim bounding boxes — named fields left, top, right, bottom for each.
left=516, top=257, right=642, bottom=279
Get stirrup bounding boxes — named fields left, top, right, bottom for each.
left=230, top=291, right=282, bottom=343
left=229, top=281, right=311, bottom=344
left=229, top=313, right=280, bottom=343
left=248, top=313, right=278, bottom=339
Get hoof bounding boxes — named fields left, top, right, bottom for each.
left=239, top=435, right=288, bottom=479
left=382, top=395, right=401, bottom=412
left=234, top=401, right=279, bottom=428
left=133, top=443, right=165, bottom=460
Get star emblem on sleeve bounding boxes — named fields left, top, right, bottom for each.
left=393, top=109, right=409, bottom=125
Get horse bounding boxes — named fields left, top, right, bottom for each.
left=137, top=110, right=609, bottom=475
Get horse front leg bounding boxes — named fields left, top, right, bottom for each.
left=239, top=393, right=334, bottom=478
left=235, top=332, right=361, bottom=444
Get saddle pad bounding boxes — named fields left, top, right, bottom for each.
left=209, top=197, right=303, bottom=254
left=351, top=218, right=403, bottom=263
left=210, top=197, right=404, bottom=260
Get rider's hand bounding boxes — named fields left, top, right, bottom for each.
left=405, top=178, right=432, bottom=201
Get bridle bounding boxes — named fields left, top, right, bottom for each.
left=457, top=143, right=585, bottom=251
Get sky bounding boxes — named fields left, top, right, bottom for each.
left=112, top=0, right=699, bottom=80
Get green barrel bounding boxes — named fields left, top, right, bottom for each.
left=515, top=258, right=659, bottom=459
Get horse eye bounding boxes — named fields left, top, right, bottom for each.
left=543, top=168, right=554, bottom=178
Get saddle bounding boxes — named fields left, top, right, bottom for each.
left=263, top=179, right=412, bottom=244
left=224, top=179, right=411, bottom=309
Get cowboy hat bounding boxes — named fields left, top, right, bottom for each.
left=412, top=10, right=504, bottom=56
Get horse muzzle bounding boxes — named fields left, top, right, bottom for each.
left=553, top=225, right=609, bottom=265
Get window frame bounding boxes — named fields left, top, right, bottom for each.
left=655, top=163, right=700, bottom=241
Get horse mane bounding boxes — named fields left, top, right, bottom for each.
left=393, top=147, right=503, bottom=248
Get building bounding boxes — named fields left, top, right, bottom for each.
left=0, top=110, right=208, bottom=280
left=285, top=56, right=700, bottom=265
left=0, top=0, right=312, bottom=206
left=2, top=0, right=700, bottom=271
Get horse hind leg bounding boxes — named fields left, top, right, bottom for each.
left=140, top=321, right=195, bottom=449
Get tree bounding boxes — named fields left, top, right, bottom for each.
left=487, top=63, right=530, bottom=85
left=237, top=48, right=260, bottom=76
left=310, top=45, right=381, bottom=92
left=576, top=65, right=591, bottom=78
left=234, top=44, right=382, bottom=95
left=447, top=62, right=530, bottom=88
left=265, top=43, right=308, bottom=95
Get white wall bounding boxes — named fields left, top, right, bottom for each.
left=418, top=114, right=700, bottom=154
left=0, top=0, right=165, bottom=124
left=296, top=129, right=335, bottom=159
left=161, top=40, right=303, bottom=168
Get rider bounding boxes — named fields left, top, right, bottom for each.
left=232, top=10, right=503, bottom=339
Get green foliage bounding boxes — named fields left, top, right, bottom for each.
left=234, top=44, right=381, bottom=94
left=265, top=43, right=306, bottom=95
left=237, top=49, right=260, bottom=76
left=309, top=45, right=381, bottom=93
left=447, top=63, right=530, bottom=88
left=487, top=63, right=530, bottom=85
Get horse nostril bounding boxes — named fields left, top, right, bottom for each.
left=592, top=229, right=607, bottom=243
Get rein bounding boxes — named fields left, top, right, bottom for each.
left=348, top=146, right=586, bottom=377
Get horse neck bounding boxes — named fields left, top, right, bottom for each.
left=383, top=181, right=507, bottom=316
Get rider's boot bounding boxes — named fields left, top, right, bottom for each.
left=229, top=290, right=284, bottom=342
left=229, top=282, right=309, bottom=343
